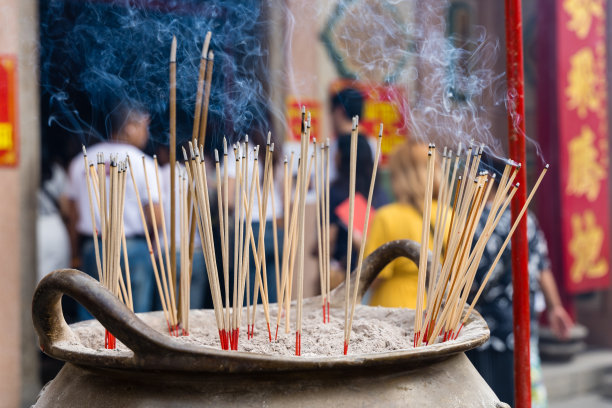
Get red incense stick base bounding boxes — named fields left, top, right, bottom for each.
left=105, top=330, right=116, bottom=349
left=295, top=331, right=301, bottom=356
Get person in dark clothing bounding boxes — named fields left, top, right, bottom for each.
left=466, top=155, right=573, bottom=407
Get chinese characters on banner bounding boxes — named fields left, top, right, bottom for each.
left=558, top=0, right=610, bottom=293
left=0, top=55, right=18, bottom=166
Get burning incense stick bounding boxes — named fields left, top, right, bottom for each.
left=314, top=139, right=325, bottom=322
left=405, top=144, right=548, bottom=347
left=192, top=32, right=212, bottom=144
left=143, top=156, right=177, bottom=332
left=214, top=148, right=229, bottom=342
left=461, top=165, right=549, bottom=330
left=170, top=36, right=178, bottom=292
left=83, top=152, right=133, bottom=347
left=269, top=144, right=281, bottom=308
left=154, top=156, right=178, bottom=329
left=127, top=156, right=172, bottom=329
left=295, top=124, right=310, bottom=356
left=199, top=50, right=214, bottom=147
left=275, top=152, right=294, bottom=339
left=82, top=147, right=103, bottom=283
left=343, top=116, right=359, bottom=355
left=250, top=139, right=273, bottom=340
left=223, top=139, right=230, bottom=343
left=324, top=139, right=331, bottom=322
left=345, top=125, right=382, bottom=354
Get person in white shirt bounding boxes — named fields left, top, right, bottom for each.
left=64, top=102, right=161, bottom=320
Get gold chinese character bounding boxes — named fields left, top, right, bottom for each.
left=566, top=47, right=604, bottom=118
left=566, top=125, right=606, bottom=201
left=564, top=0, right=604, bottom=39
left=0, top=123, right=13, bottom=150
left=569, top=210, right=608, bottom=283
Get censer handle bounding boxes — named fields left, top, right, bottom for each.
left=330, top=239, right=430, bottom=306
left=32, top=269, right=175, bottom=356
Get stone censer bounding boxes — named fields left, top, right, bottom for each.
left=32, top=240, right=508, bottom=407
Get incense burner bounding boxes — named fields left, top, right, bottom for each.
left=32, top=240, right=508, bottom=407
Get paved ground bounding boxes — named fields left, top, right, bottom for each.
left=550, top=393, right=612, bottom=407
left=543, top=349, right=612, bottom=407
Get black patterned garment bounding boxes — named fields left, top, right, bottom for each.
left=469, top=205, right=551, bottom=352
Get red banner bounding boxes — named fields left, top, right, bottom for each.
left=0, top=55, right=18, bottom=167
left=286, top=97, right=322, bottom=142
left=557, top=0, right=610, bottom=293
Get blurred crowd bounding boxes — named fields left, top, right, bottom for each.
left=38, top=87, right=572, bottom=406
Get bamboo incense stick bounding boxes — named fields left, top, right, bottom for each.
left=345, top=125, right=382, bottom=353
left=314, top=139, right=325, bottom=322
left=127, top=155, right=172, bottom=327
left=118, top=162, right=133, bottom=311
left=295, top=124, right=310, bottom=356
left=214, top=149, right=229, bottom=342
left=82, top=147, right=103, bottom=283
left=284, top=152, right=297, bottom=333
left=343, top=117, right=359, bottom=355
left=186, top=32, right=213, bottom=299
left=170, top=36, right=178, bottom=294
left=154, top=156, right=178, bottom=330
left=251, top=140, right=273, bottom=340
left=275, top=152, right=294, bottom=338
left=199, top=50, right=214, bottom=147
left=192, top=32, right=212, bottom=144
left=143, top=156, right=177, bottom=331
left=325, top=139, right=331, bottom=322
left=98, top=153, right=107, bottom=289
left=318, top=142, right=328, bottom=322
left=223, top=139, right=230, bottom=343
left=269, top=145, right=281, bottom=307
left=231, top=144, right=241, bottom=348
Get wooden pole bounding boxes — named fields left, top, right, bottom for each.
left=504, top=0, right=530, bottom=404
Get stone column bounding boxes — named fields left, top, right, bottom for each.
left=0, top=0, right=40, bottom=406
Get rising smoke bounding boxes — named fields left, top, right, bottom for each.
left=40, top=0, right=525, bottom=163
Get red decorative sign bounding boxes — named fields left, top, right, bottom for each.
left=286, top=97, right=322, bottom=142
left=557, top=1, right=610, bottom=293
left=0, top=55, right=18, bottom=167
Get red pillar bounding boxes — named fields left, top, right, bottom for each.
left=504, top=0, right=531, bottom=406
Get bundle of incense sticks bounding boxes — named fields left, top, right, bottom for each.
left=182, top=136, right=280, bottom=350
left=126, top=155, right=184, bottom=336
left=272, top=110, right=319, bottom=355
left=412, top=144, right=548, bottom=347
left=82, top=148, right=133, bottom=349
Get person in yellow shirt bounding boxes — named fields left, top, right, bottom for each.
left=365, top=141, right=445, bottom=309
